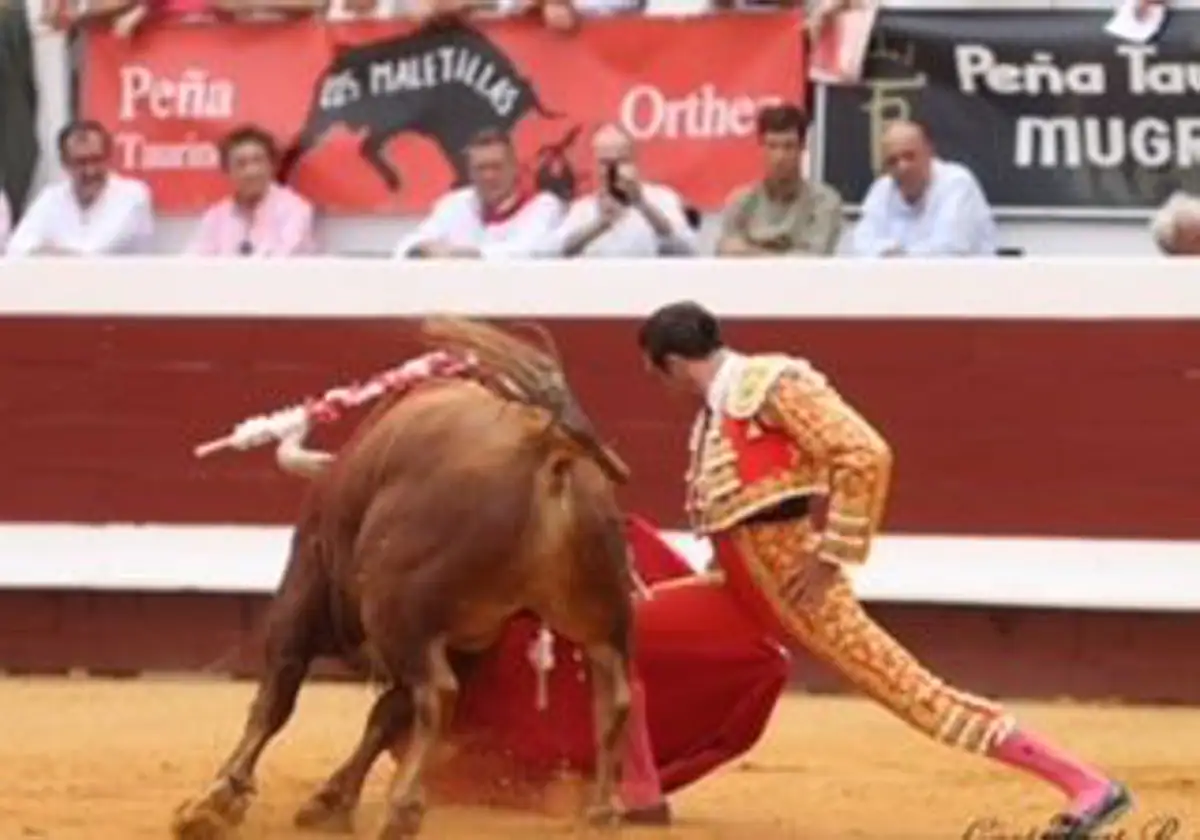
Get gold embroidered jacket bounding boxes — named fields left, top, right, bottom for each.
left=686, top=354, right=892, bottom=565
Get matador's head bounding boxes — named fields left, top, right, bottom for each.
left=637, top=301, right=727, bottom=401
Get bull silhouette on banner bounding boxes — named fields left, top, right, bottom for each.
left=278, top=18, right=580, bottom=201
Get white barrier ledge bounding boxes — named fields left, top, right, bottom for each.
left=0, top=523, right=1197, bottom=612
left=1, top=257, right=1200, bottom=319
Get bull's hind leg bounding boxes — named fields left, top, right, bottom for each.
left=377, top=636, right=458, bottom=840
left=584, top=642, right=633, bottom=827
left=172, top=573, right=326, bottom=840
left=294, top=685, right=414, bottom=833
left=360, top=132, right=402, bottom=192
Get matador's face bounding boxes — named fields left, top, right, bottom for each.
left=644, top=354, right=698, bottom=399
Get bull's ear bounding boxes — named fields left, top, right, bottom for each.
left=545, top=454, right=574, bottom=497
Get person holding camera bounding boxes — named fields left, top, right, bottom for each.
left=544, top=123, right=697, bottom=258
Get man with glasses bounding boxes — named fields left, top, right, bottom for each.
left=6, top=120, right=154, bottom=257
left=393, top=127, right=564, bottom=259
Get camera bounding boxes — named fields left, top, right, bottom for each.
left=605, top=161, right=631, bottom=205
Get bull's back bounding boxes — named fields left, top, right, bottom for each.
left=332, top=380, right=548, bottom=555
left=352, top=380, right=544, bottom=473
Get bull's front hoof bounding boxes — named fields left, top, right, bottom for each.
left=170, top=787, right=244, bottom=840
left=377, top=800, right=425, bottom=839
left=170, top=780, right=251, bottom=840
left=170, top=802, right=232, bottom=840
left=293, top=789, right=356, bottom=834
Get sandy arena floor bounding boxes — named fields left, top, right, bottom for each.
left=0, top=677, right=1197, bottom=839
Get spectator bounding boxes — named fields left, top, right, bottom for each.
left=1149, top=190, right=1200, bottom=255
left=712, top=0, right=799, bottom=9
left=6, top=121, right=154, bottom=257
left=327, top=0, right=388, bottom=18
left=393, top=128, right=563, bottom=259
left=41, top=0, right=132, bottom=32
left=850, top=119, right=997, bottom=257
left=527, top=0, right=642, bottom=29
left=544, top=123, right=696, bottom=258
left=443, top=0, right=631, bottom=33
left=111, top=0, right=216, bottom=38
left=187, top=125, right=317, bottom=257
left=0, top=190, right=10, bottom=254
left=210, top=0, right=327, bottom=20
left=716, top=104, right=842, bottom=257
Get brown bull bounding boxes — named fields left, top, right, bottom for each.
left=171, top=318, right=635, bottom=840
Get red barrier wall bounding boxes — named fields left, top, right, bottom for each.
left=1, top=317, right=1197, bottom=535
left=1, top=316, right=1197, bottom=698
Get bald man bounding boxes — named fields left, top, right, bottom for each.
left=543, top=123, right=697, bottom=257
left=851, top=120, right=997, bottom=257
left=1150, top=190, right=1200, bottom=254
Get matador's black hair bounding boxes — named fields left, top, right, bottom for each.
left=637, top=301, right=723, bottom=370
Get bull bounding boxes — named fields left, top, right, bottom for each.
left=171, top=318, right=635, bottom=840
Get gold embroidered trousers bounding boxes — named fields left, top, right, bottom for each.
left=711, top=519, right=1015, bottom=754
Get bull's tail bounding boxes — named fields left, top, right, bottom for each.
left=525, top=78, right=565, bottom=120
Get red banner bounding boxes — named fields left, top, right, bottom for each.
left=79, top=14, right=805, bottom=215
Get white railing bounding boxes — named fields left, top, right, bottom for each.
left=2, top=256, right=1200, bottom=318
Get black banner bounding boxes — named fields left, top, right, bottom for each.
left=819, top=10, right=1200, bottom=216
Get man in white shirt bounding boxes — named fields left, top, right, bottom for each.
left=392, top=127, right=563, bottom=259
left=7, top=120, right=155, bottom=257
left=545, top=123, right=697, bottom=258
left=850, top=120, right=997, bottom=257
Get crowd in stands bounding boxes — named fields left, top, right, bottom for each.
left=0, top=108, right=1020, bottom=259
left=39, top=0, right=811, bottom=35
left=0, top=0, right=1190, bottom=257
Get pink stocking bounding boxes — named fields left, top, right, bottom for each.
left=988, top=725, right=1113, bottom=814
left=618, top=678, right=664, bottom=810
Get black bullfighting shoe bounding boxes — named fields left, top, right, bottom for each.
left=1042, top=782, right=1133, bottom=840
